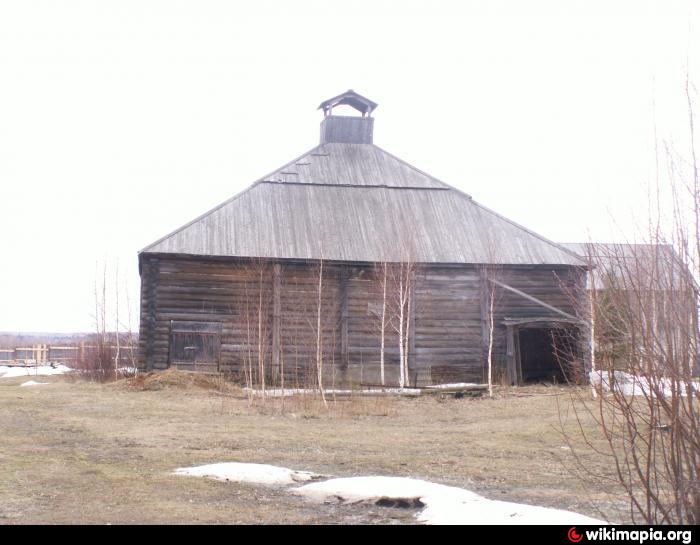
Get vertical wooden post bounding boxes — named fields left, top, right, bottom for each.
left=513, top=327, right=522, bottom=384
left=506, top=324, right=517, bottom=385
left=340, top=268, right=349, bottom=368
left=479, top=267, right=490, bottom=382
left=272, top=263, right=282, bottom=381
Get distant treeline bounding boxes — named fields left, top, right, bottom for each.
left=0, top=332, right=101, bottom=349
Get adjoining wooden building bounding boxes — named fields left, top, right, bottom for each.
left=137, top=90, right=588, bottom=386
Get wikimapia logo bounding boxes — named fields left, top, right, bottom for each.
left=567, top=526, right=693, bottom=544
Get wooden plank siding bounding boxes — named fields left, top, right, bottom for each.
left=413, top=268, right=483, bottom=384
left=137, top=255, right=586, bottom=386
left=345, top=266, right=400, bottom=386
left=278, top=263, right=342, bottom=387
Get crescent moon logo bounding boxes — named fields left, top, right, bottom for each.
left=568, top=527, right=584, bottom=543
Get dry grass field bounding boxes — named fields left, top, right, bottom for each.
left=0, top=371, right=629, bottom=524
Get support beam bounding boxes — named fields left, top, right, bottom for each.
left=340, top=268, right=349, bottom=368
left=505, top=324, right=517, bottom=385
left=272, top=263, right=282, bottom=379
left=488, top=278, right=581, bottom=323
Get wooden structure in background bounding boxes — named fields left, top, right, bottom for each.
left=138, top=90, right=588, bottom=386
left=0, top=343, right=136, bottom=367
left=0, top=344, right=49, bottom=364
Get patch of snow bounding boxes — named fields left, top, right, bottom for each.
left=173, top=462, right=324, bottom=486
left=424, top=383, right=482, bottom=390
left=19, top=380, right=50, bottom=387
left=294, top=475, right=480, bottom=504
left=174, top=462, right=607, bottom=525
left=295, top=475, right=606, bottom=526
left=0, top=364, right=72, bottom=379
left=419, top=494, right=606, bottom=525
left=590, top=370, right=698, bottom=397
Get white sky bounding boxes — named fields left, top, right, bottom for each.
left=0, top=0, right=698, bottom=333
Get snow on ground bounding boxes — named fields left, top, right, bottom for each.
left=0, top=364, right=71, bottom=379
left=423, top=383, right=482, bottom=390
left=418, top=493, right=606, bottom=525
left=19, top=380, right=50, bottom=387
left=294, top=475, right=480, bottom=505
left=176, top=462, right=606, bottom=525
left=173, top=462, right=325, bottom=486
left=590, top=370, right=699, bottom=397
left=295, top=475, right=606, bottom=525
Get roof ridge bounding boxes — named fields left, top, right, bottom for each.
left=258, top=180, right=450, bottom=190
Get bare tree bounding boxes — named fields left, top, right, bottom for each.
left=370, top=261, right=390, bottom=387
left=485, top=270, right=499, bottom=397
left=561, top=84, right=700, bottom=524
left=123, top=273, right=137, bottom=373
left=383, top=243, right=418, bottom=389
left=380, top=264, right=387, bottom=386
left=315, top=256, right=328, bottom=406
left=479, top=216, right=506, bottom=396
left=239, top=259, right=273, bottom=401
left=113, top=261, right=120, bottom=381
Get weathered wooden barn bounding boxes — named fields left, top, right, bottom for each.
left=138, top=90, right=588, bottom=387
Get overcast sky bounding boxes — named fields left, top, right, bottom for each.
left=0, top=0, right=698, bottom=333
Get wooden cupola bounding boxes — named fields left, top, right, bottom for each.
left=318, top=89, right=378, bottom=145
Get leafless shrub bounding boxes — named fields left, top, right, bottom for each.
left=77, top=261, right=137, bottom=382
left=371, top=240, right=420, bottom=389
left=559, top=84, right=700, bottom=524
left=239, top=259, right=273, bottom=401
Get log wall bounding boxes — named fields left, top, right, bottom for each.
left=138, top=255, right=586, bottom=386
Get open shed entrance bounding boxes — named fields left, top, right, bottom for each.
left=518, top=327, right=576, bottom=383
left=504, top=319, right=584, bottom=385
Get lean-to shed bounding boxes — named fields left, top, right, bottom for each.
left=138, top=90, right=588, bottom=387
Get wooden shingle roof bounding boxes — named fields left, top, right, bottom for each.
left=142, top=142, right=583, bottom=266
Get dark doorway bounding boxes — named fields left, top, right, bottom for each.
left=518, top=327, right=579, bottom=383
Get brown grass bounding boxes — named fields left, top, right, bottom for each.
left=113, top=369, right=243, bottom=394
left=0, top=372, right=628, bottom=524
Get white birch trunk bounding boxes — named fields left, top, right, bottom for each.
left=258, top=269, right=265, bottom=397
left=316, top=259, right=327, bottom=405
left=404, top=276, right=411, bottom=388
left=380, top=265, right=387, bottom=387
left=114, top=263, right=120, bottom=381
left=487, top=284, right=495, bottom=398
left=398, top=273, right=405, bottom=389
